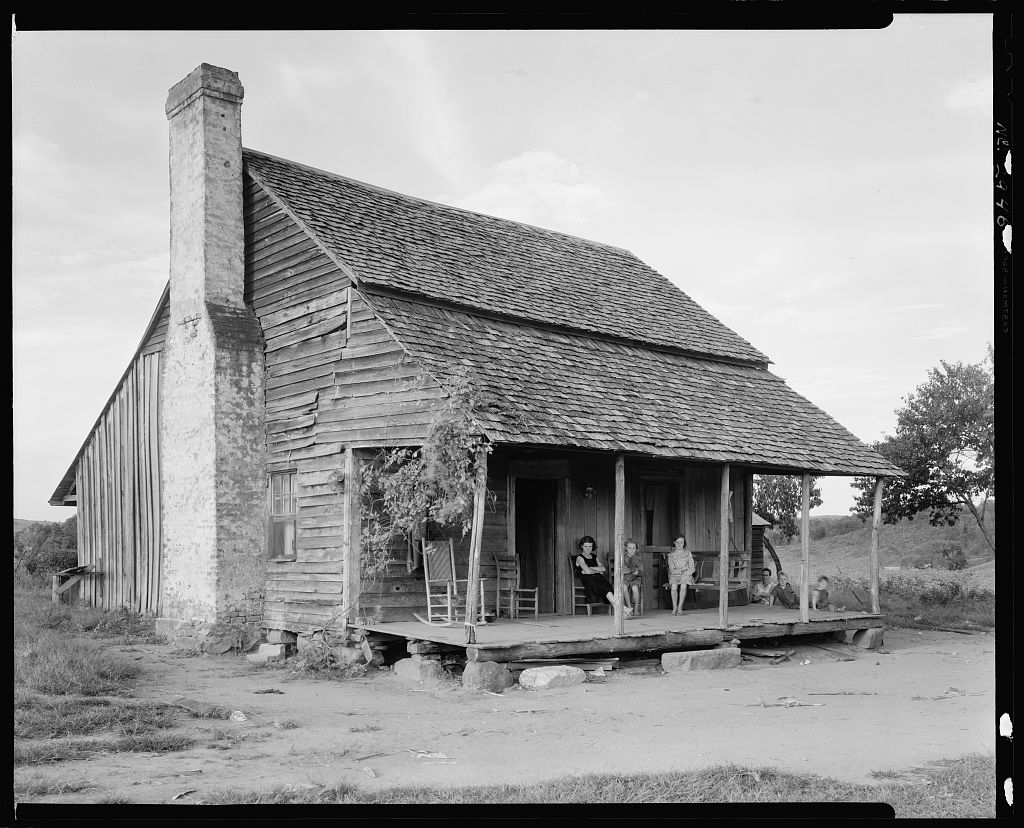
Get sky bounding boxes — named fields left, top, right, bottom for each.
left=12, top=19, right=994, bottom=522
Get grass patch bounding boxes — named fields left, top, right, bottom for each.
left=828, top=571, right=995, bottom=631
left=13, top=774, right=92, bottom=799
left=15, top=732, right=198, bottom=765
left=14, top=694, right=180, bottom=739
left=196, top=754, right=994, bottom=817
left=16, top=633, right=141, bottom=695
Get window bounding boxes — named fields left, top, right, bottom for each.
left=269, top=471, right=297, bottom=560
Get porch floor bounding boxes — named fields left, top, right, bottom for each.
left=359, top=605, right=884, bottom=662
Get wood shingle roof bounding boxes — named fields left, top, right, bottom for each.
left=244, top=149, right=770, bottom=365
left=367, top=295, right=904, bottom=476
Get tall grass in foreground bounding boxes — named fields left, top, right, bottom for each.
left=196, top=753, right=994, bottom=817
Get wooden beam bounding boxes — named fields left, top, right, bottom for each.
left=799, top=473, right=810, bottom=623
left=464, top=445, right=489, bottom=644
left=719, top=463, right=730, bottom=627
left=870, top=476, right=884, bottom=614
left=613, top=454, right=626, bottom=635
left=467, top=628, right=724, bottom=662
left=341, top=447, right=362, bottom=629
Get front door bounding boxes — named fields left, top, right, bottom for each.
left=640, top=482, right=683, bottom=610
left=514, top=478, right=558, bottom=613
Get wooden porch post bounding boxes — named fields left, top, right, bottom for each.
left=719, top=463, right=730, bottom=628
left=799, top=472, right=810, bottom=623
left=613, top=454, right=626, bottom=635
left=870, top=476, right=884, bottom=614
left=342, top=447, right=363, bottom=629
left=464, top=446, right=489, bottom=645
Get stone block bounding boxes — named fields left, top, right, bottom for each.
left=393, top=657, right=447, bottom=686
left=852, top=628, right=884, bottom=649
left=518, top=665, right=586, bottom=690
left=462, top=661, right=514, bottom=693
left=257, top=643, right=288, bottom=661
left=661, top=647, right=741, bottom=672
left=267, top=630, right=298, bottom=645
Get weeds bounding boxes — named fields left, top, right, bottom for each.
left=13, top=775, right=92, bottom=799
left=196, top=753, right=994, bottom=817
left=15, top=732, right=197, bottom=765
left=14, top=695, right=179, bottom=739
left=16, top=633, right=141, bottom=696
left=828, top=571, right=995, bottom=631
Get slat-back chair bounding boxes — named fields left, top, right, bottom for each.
left=493, top=552, right=539, bottom=619
left=568, top=554, right=612, bottom=616
left=421, top=539, right=488, bottom=625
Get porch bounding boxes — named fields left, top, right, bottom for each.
left=358, top=605, right=884, bottom=663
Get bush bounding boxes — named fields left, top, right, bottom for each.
left=14, top=517, right=78, bottom=575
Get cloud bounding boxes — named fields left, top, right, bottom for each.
left=376, top=32, right=472, bottom=190
left=912, top=325, right=971, bottom=341
left=943, top=76, right=992, bottom=117
left=450, top=149, right=615, bottom=235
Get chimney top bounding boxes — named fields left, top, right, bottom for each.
left=165, top=63, right=244, bottom=120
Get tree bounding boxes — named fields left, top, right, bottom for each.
left=753, top=475, right=822, bottom=543
left=14, top=516, right=78, bottom=575
left=851, top=349, right=994, bottom=553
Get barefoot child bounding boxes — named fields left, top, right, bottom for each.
left=621, top=539, right=644, bottom=616
left=664, top=535, right=694, bottom=615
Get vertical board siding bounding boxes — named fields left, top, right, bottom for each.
left=74, top=343, right=163, bottom=613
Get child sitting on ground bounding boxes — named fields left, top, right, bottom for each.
left=811, top=576, right=845, bottom=611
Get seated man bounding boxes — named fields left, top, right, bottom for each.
left=751, top=567, right=775, bottom=605
left=769, top=571, right=799, bottom=609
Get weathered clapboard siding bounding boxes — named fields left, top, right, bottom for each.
left=245, top=173, right=452, bottom=632
left=245, top=175, right=351, bottom=630
left=75, top=350, right=162, bottom=613
left=316, top=292, right=445, bottom=448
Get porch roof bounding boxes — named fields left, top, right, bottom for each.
left=367, top=294, right=905, bottom=477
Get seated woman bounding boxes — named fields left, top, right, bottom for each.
left=575, top=536, right=632, bottom=618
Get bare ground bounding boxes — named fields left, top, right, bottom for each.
left=15, top=628, right=994, bottom=804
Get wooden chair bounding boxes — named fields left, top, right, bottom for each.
left=420, top=539, right=487, bottom=626
left=568, top=554, right=612, bottom=616
left=493, top=552, right=539, bottom=619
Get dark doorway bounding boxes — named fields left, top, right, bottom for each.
left=515, top=478, right=558, bottom=613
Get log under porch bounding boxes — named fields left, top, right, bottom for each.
left=358, top=605, right=883, bottom=663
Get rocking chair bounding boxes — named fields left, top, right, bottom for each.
left=417, top=538, right=487, bottom=626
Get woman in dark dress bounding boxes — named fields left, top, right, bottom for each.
left=574, top=536, right=632, bottom=617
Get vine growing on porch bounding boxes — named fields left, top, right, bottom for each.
left=352, top=368, right=496, bottom=582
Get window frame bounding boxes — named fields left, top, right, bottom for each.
left=268, top=470, right=298, bottom=562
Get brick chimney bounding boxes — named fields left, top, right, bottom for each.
left=157, top=64, right=267, bottom=650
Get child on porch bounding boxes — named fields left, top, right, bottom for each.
left=665, top=535, right=695, bottom=615
left=811, top=576, right=845, bottom=611
left=621, top=539, right=643, bottom=616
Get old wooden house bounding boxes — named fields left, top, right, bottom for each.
left=50, top=64, right=903, bottom=660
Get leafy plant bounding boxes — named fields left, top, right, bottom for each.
left=354, top=368, right=494, bottom=582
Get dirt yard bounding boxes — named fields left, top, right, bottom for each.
left=19, top=628, right=994, bottom=803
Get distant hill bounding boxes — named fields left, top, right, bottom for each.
left=14, top=518, right=45, bottom=535
left=767, top=502, right=995, bottom=579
